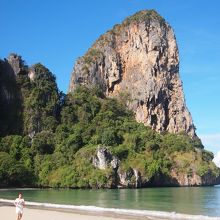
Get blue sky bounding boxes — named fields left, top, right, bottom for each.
left=1, top=0, right=220, bottom=157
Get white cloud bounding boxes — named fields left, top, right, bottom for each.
left=199, top=133, right=220, bottom=149
left=213, top=151, right=220, bottom=168
left=199, top=133, right=220, bottom=167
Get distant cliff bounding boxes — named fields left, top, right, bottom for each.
left=0, top=10, right=219, bottom=188
left=69, top=10, right=195, bottom=137
left=0, top=54, right=23, bottom=135
left=0, top=54, right=60, bottom=137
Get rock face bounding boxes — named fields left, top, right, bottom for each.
left=0, top=54, right=22, bottom=135
left=7, top=53, right=23, bottom=75
left=0, top=53, right=37, bottom=107
left=92, top=147, right=220, bottom=188
left=93, top=146, right=119, bottom=170
left=69, top=10, right=196, bottom=137
left=0, top=54, right=26, bottom=106
left=93, top=146, right=143, bottom=188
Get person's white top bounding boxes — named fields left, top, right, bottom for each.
left=14, top=198, right=25, bottom=214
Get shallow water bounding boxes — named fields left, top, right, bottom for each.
left=1, top=186, right=220, bottom=218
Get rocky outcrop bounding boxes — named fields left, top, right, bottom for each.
left=69, top=10, right=196, bottom=137
left=168, top=169, right=220, bottom=186
left=93, top=146, right=142, bottom=188
left=7, top=53, right=23, bottom=75
left=92, top=146, right=220, bottom=188
left=0, top=54, right=23, bottom=135
left=0, top=54, right=42, bottom=137
left=93, top=146, right=119, bottom=170
left=0, top=53, right=35, bottom=83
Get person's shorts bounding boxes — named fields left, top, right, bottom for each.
left=16, top=207, right=23, bottom=214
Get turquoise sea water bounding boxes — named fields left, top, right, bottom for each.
left=1, top=186, right=220, bottom=218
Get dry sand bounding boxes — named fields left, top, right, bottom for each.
left=0, top=205, right=160, bottom=220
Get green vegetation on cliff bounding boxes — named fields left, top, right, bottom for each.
left=0, top=56, right=219, bottom=188
left=0, top=59, right=23, bottom=135
left=21, top=63, right=61, bottom=135
left=122, top=9, right=165, bottom=26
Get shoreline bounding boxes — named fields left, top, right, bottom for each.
left=1, top=199, right=220, bottom=220
left=0, top=204, right=161, bottom=220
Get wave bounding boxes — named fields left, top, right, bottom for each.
left=1, top=198, right=220, bottom=220
left=0, top=188, right=38, bottom=191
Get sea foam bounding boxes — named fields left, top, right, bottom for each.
left=1, top=198, right=220, bottom=220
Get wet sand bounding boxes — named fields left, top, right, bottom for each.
left=0, top=205, right=161, bottom=220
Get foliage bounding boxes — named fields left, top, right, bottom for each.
left=23, top=63, right=60, bottom=134
left=0, top=56, right=218, bottom=188
left=0, top=60, right=23, bottom=136
left=83, top=49, right=104, bottom=65
left=123, top=10, right=165, bottom=27
left=32, top=131, right=55, bottom=155
left=0, top=151, right=34, bottom=187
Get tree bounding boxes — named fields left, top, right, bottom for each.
left=0, top=152, right=34, bottom=187
left=23, top=63, right=61, bottom=135
left=32, top=131, right=55, bottom=155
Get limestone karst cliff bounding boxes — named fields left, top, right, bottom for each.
left=0, top=54, right=59, bottom=137
left=0, top=54, right=24, bottom=135
left=69, top=10, right=195, bottom=137
left=0, top=10, right=219, bottom=188
left=0, top=52, right=219, bottom=188
left=0, top=54, right=23, bottom=103
left=92, top=146, right=220, bottom=187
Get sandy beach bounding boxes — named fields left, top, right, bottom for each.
left=0, top=205, right=161, bottom=220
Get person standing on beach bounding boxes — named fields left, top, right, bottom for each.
left=14, top=192, right=25, bottom=220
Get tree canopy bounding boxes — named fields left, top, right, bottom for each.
left=0, top=58, right=218, bottom=188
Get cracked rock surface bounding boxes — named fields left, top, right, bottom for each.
left=69, top=10, right=196, bottom=137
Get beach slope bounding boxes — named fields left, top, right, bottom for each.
left=0, top=206, right=158, bottom=220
